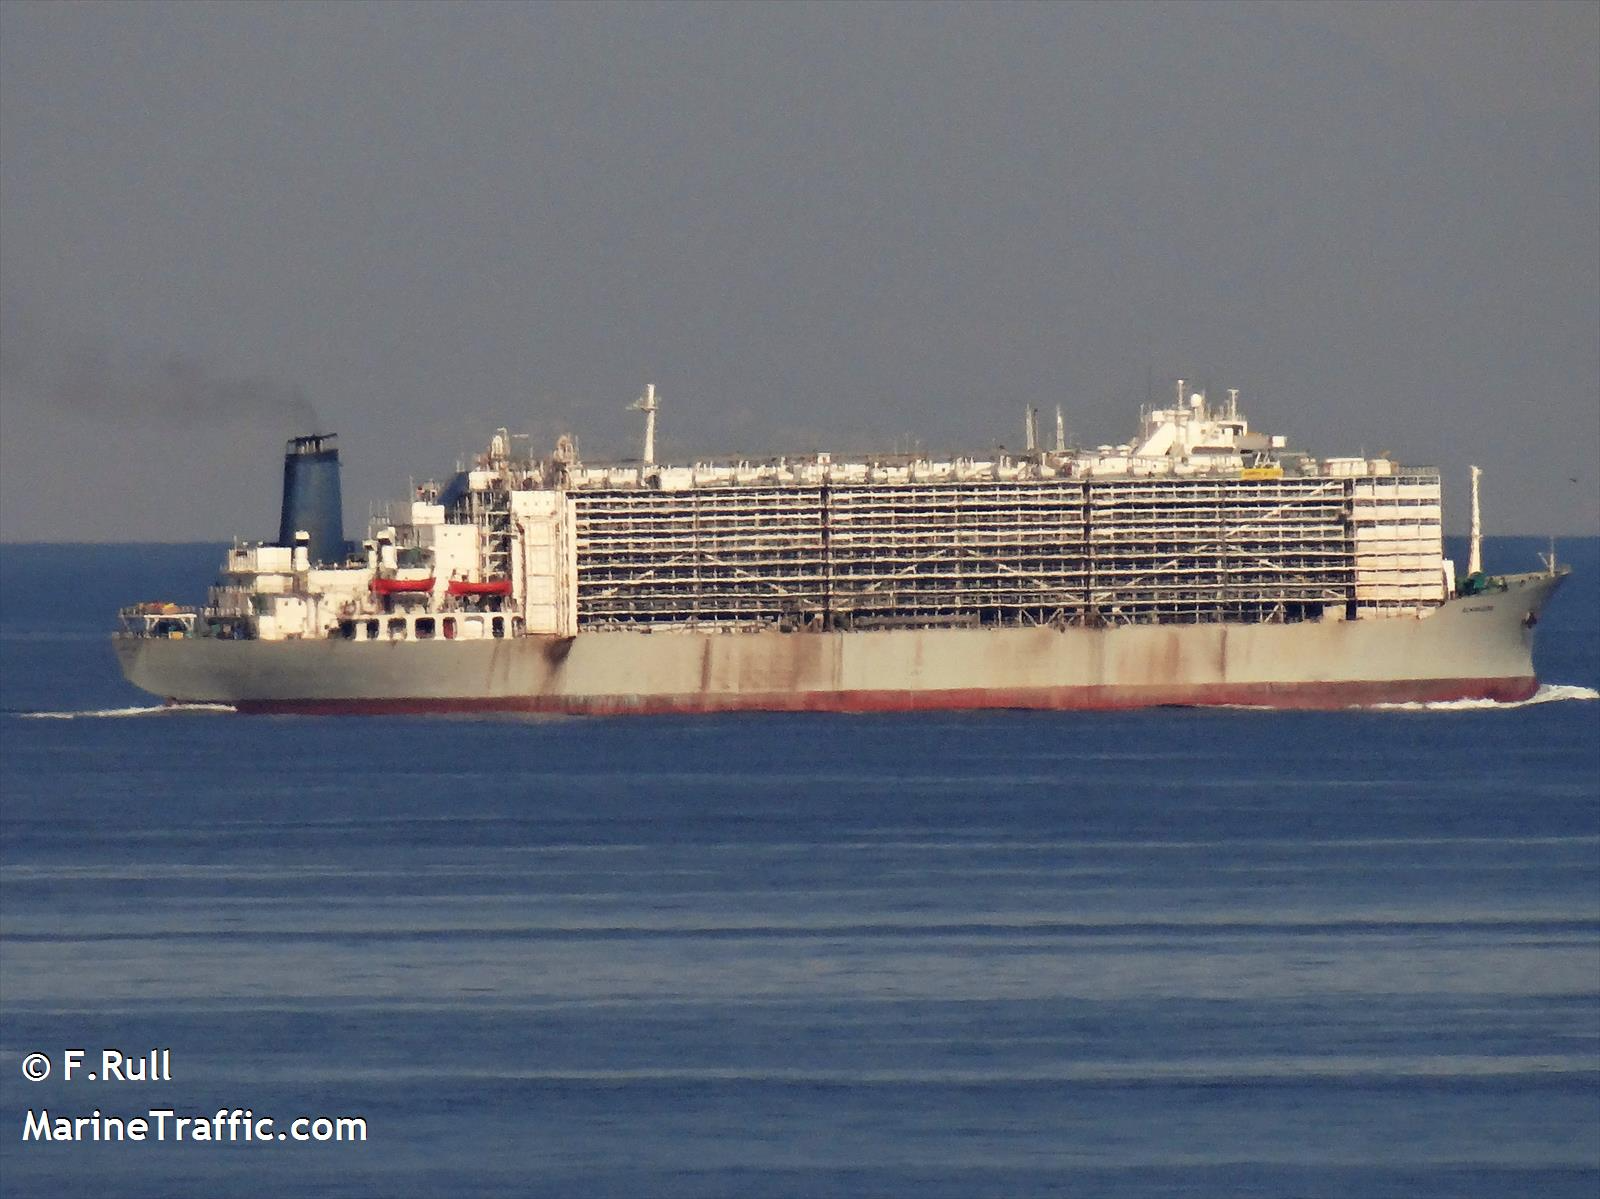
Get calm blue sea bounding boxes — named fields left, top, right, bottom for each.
left=1, top=536, right=1597, bottom=1198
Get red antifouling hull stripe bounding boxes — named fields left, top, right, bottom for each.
left=228, top=676, right=1540, bottom=716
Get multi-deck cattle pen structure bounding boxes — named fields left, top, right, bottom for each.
left=569, top=467, right=1445, bottom=631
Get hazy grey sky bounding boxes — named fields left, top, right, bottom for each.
left=2, top=0, right=1596, bottom=540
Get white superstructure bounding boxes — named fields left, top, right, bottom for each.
left=144, top=384, right=1454, bottom=647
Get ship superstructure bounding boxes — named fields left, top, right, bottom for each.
left=115, top=383, right=1563, bottom=713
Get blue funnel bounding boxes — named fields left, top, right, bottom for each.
left=277, top=434, right=346, bottom=564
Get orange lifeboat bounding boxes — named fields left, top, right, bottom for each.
left=447, top=579, right=512, bottom=597
left=370, top=576, right=435, bottom=595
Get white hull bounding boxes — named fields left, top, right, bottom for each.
left=115, top=572, right=1561, bottom=714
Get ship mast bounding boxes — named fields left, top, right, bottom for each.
left=1468, top=464, right=1483, bottom=576
left=632, top=383, right=659, bottom=466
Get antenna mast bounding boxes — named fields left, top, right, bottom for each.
left=631, top=383, right=659, bottom=465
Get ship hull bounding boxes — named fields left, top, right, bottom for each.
left=115, top=572, right=1561, bottom=714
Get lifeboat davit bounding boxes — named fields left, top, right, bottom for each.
left=370, top=576, right=435, bottom=595
left=447, top=578, right=512, bottom=597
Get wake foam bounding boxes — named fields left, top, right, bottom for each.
left=17, top=703, right=235, bottom=720
left=1365, top=684, right=1598, bottom=712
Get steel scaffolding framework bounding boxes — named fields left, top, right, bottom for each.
left=570, top=471, right=1444, bottom=629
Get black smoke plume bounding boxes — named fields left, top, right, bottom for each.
left=0, top=307, right=324, bottom=435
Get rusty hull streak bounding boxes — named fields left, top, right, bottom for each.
left=123, top=571, right=1565, bottom=716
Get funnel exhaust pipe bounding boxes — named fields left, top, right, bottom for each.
left=278, top=434, right=346, bottom=565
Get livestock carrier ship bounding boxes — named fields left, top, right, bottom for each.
left=116, top=383, right=1565, bottom=713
